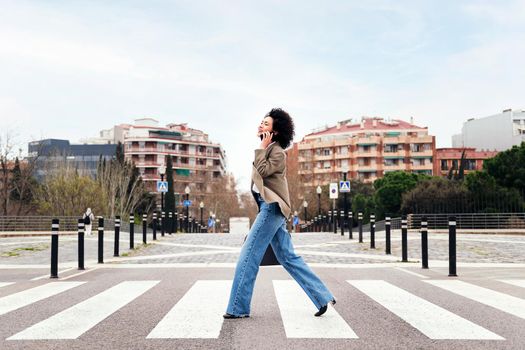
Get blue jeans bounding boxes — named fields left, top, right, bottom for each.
left=226, top=194, right=334, bottom=316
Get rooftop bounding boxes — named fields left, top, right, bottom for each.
left=304, top=117, right=427, bottom=139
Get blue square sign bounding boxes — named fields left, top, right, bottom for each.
left=339, top=181, right=351, bottom=193
left=157, top=181, right=168, bottom=193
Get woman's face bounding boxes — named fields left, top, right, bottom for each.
left=258, top=116, right=274, bottom=135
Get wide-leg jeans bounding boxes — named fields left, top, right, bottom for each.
left=226, top=195, right=334, bottom=316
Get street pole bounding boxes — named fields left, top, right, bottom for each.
left=160, top=173, right=164, bottom=213
left=185, top=193, right=189, bottom=233
left=343, top=172, right=348, bottom=238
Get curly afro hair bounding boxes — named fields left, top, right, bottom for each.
left=267, top=108, right=295, bottom=149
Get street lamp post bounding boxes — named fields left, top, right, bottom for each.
left=158, top=165, right=166, bottom=213
left=185, top=186, right=190, bottom=233
left=200, top=201, right=204, bottom=233
left=303, top=200, right=308, bottom=222
left=316, top=186, right=322, bottom=231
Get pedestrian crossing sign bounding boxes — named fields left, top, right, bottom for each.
left=157, top=181, right=168, bottom=193
left=339, top=181, right=351, bottom=193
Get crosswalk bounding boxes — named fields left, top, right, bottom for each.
left=0, top=277, right=524, bottom=341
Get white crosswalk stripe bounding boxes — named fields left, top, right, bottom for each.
left=273, top=280, right=358, bottom=339
left=0, top=282, right=14, bottom=289
left=425, top=280, right=525, bottom=320
left=0, top=282, right=85, bottom=316
left=147, top=280, right=232, bottom=339
left=8, top=281, right=159, bottom=340
left=499, top=279, right=525, bottom=289
left=4, top=278, right=522, bottom=341
left=348, top=280, right=504, bottom=340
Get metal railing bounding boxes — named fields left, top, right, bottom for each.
left=368, top=213, right=525, bottom=231
left=0, top=216, right=135, bottom=232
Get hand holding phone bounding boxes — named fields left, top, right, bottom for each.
left=259, top=131, right=273, bottom=149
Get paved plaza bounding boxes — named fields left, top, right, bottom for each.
left=0, top=231, right=524, bottom=349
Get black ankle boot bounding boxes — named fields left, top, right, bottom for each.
left=223, top=313, right=249, bottom=319
left=314, top=299, right=336, bottom=317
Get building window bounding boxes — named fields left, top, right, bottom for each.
left=440, top=160, right=448, bottom=170
left=465, top=159, right=476, bottom=170
left=323, top=149, right=331, bottom=156
left=384, top=145, right=398, bottom=153
left=452, top=160, right=458, bottom=169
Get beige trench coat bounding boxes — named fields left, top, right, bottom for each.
left=251, top=142, right=292, bottom=219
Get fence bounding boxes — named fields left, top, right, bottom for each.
left=366, top=213, right=525, bottom=232
left=0, top=216, right=135, bottom=233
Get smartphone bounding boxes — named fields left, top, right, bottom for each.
left=259, top=132, right=274, bottom=141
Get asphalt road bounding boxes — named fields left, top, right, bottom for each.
left=0, top=265, right=524, bottom=350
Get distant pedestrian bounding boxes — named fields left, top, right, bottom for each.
left=83, top=208, right=95, bottom=235
left=207, top=215, right=215, bottom=233
left=224, top=108, right=336, bottom=319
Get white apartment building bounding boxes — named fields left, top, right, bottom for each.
left=452, top=109, right=525, bottom=151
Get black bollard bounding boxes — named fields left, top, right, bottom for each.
left=114, top=216, right=120, bottom=257
left=401, top=215, right=408, bottom=262
left=385, top=216, right=391, bottom=255
left=448, top=216, right=457, bottom=277
left=340, top=210, right=345, bottom=236
left=421, top=216, right=428, bottom=269
left=142, top=214, right=147, bottom=244
left=358, top=212, right=363, bottom=243
left=168, top=212, right=173, bottom=235
left=370, top=213, right=376, bottom=249
left=98, top=217, right=104, bottom=264
left=129, top=213, right=134, bottom=249
left=161, top=211, right=165, bottom=237
left=348, top=212, right=353, bottom=239
left=152, top=212, right=157, bottom=241
left=50, top=218, right=59, bottom=278
left=78, top=219, right=85, bottom=270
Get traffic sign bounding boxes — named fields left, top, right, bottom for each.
left=339, top=181, right=351, bottom=193
left=329, top=183, right=339, bottom=199
left=183, top=200, right=192, bottom=207
left=157, top=181, right=168, bottom=193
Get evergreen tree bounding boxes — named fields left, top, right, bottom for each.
left=165, top=155, right=175, bottom=215
left=116, top=142, right=125, bottom=165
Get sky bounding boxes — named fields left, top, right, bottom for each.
left=1, top=0, right=524, bottom=191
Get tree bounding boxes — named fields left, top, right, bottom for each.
left=165, top=155, right=175, bottom=215
left=96, top=155, right=152, bottom=218
left=483, top=142, right=525, bottom=194
left=115, top=141, right=125, bottom=165
left=401, top=177, right=469, bottom=214
left=35, top=162, right=107, bottom=216
left=373, top=171, right=427, bottom=217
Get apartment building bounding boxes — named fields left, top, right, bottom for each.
left=297, top=117, right=435, bottom=186
left=452, top=108, right=525, bottom=151
left=124, top=118, right=227, bottom=194
left=434, top=148, right=498, bottom=177
left=28, top=139, right=117, bottom=181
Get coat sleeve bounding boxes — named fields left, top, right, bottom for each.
left=253, top=148, right=285, bottom=178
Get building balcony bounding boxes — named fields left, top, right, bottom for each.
left=382, top=136, right=410, bottom=144
left=354, top=136, right=381, bottom=146
left=409, top=135, right=433, bottom=143
left=334, top=153, right=350, bottom=159
left=314, top=154, right=335, bottom=161
left=383, top=151, right=407, bottom=159
left=410, top=163, right=433, bottom=171
left=409, top=150, right=433, bottom=157
left=356, top=150, right=380, bottom=157
left=383, top=163, right=406, bottom=171
left=126, top=147, right=222, bottom=159
left=313, top=168, right=334, bottom=174
left=355, top=164, right=380, bottom=172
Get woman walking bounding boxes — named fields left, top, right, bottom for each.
left=224, top=108, right=336, bottom=319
